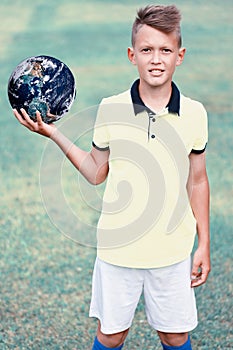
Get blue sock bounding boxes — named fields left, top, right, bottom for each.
left=92, top=336, right=124, bottom=350
left=161, top=335, right=192, bottom=350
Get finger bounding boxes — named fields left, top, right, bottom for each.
left=36, top=110, right=43, bottom=124
left=191, top=261, right=201, bottom=287
left=191, top=276, right=205, bottom=287
left=200, top=266, right=210, bottom=283
left=191, top=274, right=202, bottom=287
left=191, top=263, right=200, bottom=280
left=191, top=268, right=209, bottom=287
left=13, top=108, right=26, bottom=124
left=20, top=108, right=34, bottom=124
left=191, top=280, right=201, bottom=287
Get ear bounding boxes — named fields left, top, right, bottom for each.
left=176, top=47, right=186, bottom=67
left=128, top=47, right=136, bottom=65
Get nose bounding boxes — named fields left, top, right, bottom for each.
left=151, top=50, right=161, bottom=64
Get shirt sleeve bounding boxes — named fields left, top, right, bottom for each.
left=191, top=103, right=208, bottom=154
left=92, top=99, right=110, bottom=151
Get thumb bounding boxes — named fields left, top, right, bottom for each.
left=191, top=260, right=201, bottom=280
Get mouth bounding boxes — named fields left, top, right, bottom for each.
left=149, top=68, right=164, bottom=74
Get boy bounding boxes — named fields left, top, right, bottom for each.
left=14, top=4, right=211, bottom=350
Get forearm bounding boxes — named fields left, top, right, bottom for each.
left=189, top=176, right=210, bottom=247
left=13, top=109, right=109, bottom=185
left=188, top=152, right=211, bottom=286
left=51, top=129, right=106, bottom=185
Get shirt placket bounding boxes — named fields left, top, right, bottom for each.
left=148, top=111, right=156, bottom=141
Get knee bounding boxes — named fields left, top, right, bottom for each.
left=158, top=331, right=189, bottom=347
left=97, top=322, right=129, bottom=348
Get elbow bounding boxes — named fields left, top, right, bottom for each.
left=91, top=165, right=109, bottom=185
left=88, top=178, right=106, bottom=186
left=189, top=168, right=209, bottom=187
left=94, top=174, right=108, bottom=185
left=87, top=173, right=108, bottom=186
left=92, top=179, right=105, bottom=186
left=194, top=173, right=209, bottom=187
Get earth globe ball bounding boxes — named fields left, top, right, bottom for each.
left=8, top=55, right=76, bottom=124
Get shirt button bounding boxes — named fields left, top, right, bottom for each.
left=151, top=134, right=156, bottom=139
left=152, top=118, right=156, bottom=122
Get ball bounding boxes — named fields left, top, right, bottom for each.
left=8, top=55, right=76, bottom=124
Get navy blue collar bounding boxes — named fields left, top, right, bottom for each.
left=130, top=79, right=180, bottom=116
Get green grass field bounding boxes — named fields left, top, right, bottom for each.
left=0, top=0, right=232, bottom=349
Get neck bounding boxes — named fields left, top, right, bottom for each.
left=138, top=81, right=172, bottom=113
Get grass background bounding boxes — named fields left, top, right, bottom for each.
left=0, top=0, right=232, bottom=349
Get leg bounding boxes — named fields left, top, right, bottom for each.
left=95, top=321, right=129, bottom=348
left=89, top=258, right=143, bottom=349
left=157, top=331, right=192, bottom=349
left=143, top=257, right=196, bottom=349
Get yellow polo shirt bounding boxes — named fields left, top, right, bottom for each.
left=92, top=83, right=208, bottom=268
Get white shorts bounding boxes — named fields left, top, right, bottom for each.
left=89, top=257, right=197, bottom=334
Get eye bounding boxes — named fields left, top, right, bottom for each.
left=162, top=48, right=172, bottom=53
left=142, top=48, right=151, bottom=53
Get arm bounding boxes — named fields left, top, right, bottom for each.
left=13, top=109, right=109, bottom=185
left=187, top=151, right=211, bottom=287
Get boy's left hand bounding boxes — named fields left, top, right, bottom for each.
left=191, top=246, right=211, bottom=287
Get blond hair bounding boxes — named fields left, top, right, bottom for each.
left=132, top=5, right=182, bottom=47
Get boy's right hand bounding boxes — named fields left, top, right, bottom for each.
left=13, top=108, right=56, bottom=138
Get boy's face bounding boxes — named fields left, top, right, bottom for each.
left=128, top=25, right=185, bottom=90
